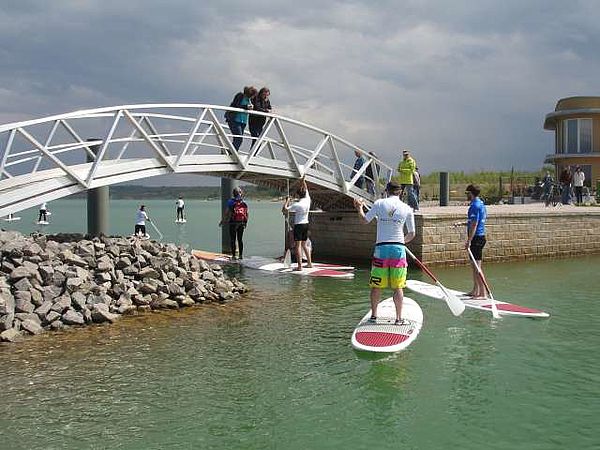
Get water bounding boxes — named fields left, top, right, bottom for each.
left=1, top=200, right=598, bottom=449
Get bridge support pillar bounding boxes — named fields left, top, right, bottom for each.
left=439, top=171, right=449, bottom=206
left=87, top=140, right=109, bottom=237
left=221, top=178, right=239, bottom=253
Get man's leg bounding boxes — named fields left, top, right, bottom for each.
left=370, top=288, right=381, bottom=319
left=294, top=240, right=303, bottom=270
left=392, top=288, right=404, bottom=321
left=237, top=224, right=245, bottom=259
left=301, top=241, right=312, bottom=268
left=229, top=223, right=237, bottom=258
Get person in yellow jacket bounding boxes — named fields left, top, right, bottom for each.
left=397, top=150, right=418, bottom=209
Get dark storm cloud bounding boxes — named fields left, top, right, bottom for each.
left=0, top=0, right=598, bottom=174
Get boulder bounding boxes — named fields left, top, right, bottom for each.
left=15, top=312, right=41, bottom=324
left=49, top=320, right=65, bottom=330
left=61, top=251, right=88, bottom=268
left=14, top=277, right=33, bottom=291
left=35, top=300, right=53, bottom=320
left=42, top=285, right=63, bottom=302
left=51, top=295, right=72, bottom=313
left=23, top=243, right=42, bottom=256
left=0, top=313, right=14, bottom=331
left=139, top=282, right=158, bottom=295
left=158, top=299, right=179, bottom=309
left=0, top=328, right=22, bottom=342
left=0, top=291, right=15, bottom=315
left=30, top=289, right=43, bottom=306
left=21, top=319, right=43, bottom=335
left=138, top=267, right=159, bottom=279
left=115, top=257, right=131, bottom=269
left=62, top=309, right=85, bottom=326
left=91, top=304, right=120, bottom=323
left=71, top=292, right=87, bottom=310
left=45, top=311, right=61, bottom=323
left=9, top=266, right=32, bottom=280
left=51, top=271, right=67, bottom=287
left=167, top=283, right=184, bottom=296
left=15, top=298, right=35, bottom=314
left=201, top=271, right=216, bottom=282
left=65, top=277, right=84, bottom=292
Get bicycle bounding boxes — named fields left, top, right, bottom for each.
left=543, top=183, right=562, bottom=207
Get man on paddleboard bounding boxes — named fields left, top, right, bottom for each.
left=282, top=177, right=312, bottom=271
left=461, top=184, right=487, bottom=299
left=134, top=205, right=151, bottom=237
left=354, top=181, right=415, bottom=325
left=176, top=196, right=185, bottom=221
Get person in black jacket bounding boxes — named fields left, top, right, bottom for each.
left=225, top=86, right=257, bottom=150
left=249, top=87, right=271, bottom=147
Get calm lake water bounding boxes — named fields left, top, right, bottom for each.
left=1, top=199, right=598, bottom=449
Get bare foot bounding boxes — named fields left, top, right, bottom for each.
left=293, top=267, right=302, bottom=271
left=305, top=264, right=313, bottom=268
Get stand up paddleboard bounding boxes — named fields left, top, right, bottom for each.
left=3, top=216, right=21, bottom=222
left=37, top=221, right=50, bottom=225
left=352, top=297, right=423, bottom=353
left=406, top=279, right=550, bottom=318
left=240, top=256, right=354, bottom=279
left=192, top=250, right=235, bottom=264
left=175, top=219, right=187, bottom=223
left=131, top=233, right=151, bottom=240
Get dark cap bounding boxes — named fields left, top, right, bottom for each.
left=385, top=181, right=401, bottom=193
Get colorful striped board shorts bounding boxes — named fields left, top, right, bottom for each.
left=369, top=243, right=408, bottom=289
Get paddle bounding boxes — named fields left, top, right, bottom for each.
left=405, top=247, right=465, bottom=317
left=148, top=220, right=163, bottom=240
left=283, top=249, right=292, bottom=268
left=467, top=248, right=500, bottom=319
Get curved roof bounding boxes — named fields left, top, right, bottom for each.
left=544, top=96, right=600, bottom=129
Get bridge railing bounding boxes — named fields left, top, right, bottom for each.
left=0, top=104, right=393, bottom=215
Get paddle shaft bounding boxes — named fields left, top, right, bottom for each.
left=149, top=220, right=163, bottom=239
left=467, top=247, right=498, bottom=306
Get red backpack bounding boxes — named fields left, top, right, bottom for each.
left=231, top=199, right=248, bottom=222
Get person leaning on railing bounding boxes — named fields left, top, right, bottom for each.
left=225, top=86, right=257, bottom=151
left=249, top=87, right=271, bottom=147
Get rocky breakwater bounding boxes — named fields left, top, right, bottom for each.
left=0, top=231, right=246, bottom=343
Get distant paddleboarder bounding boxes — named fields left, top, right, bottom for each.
left=353, top=181, right=416, bottom=325
left=38, top=202, right=49, bottom=223
left=176, top=196, right=185, bottom=221
left=134, top=205, right=151, bottom=237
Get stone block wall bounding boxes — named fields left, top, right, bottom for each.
left=310, top=209, right=600, bottom=266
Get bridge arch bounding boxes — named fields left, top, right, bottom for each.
left=0, top=104, right=393, bottom=216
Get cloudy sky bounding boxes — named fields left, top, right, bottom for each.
left=1, top=0, right=598, bottom=178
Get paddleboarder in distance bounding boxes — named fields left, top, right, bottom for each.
left=353, top=181, right=416, bottom=325
left=176, top=196, right=185, bottom=221
left=282, top=176, right=312, bottom=271
left=38, top=202, right=49, bottom=223
left=219, top=187, right=248, bottom=260
left=134, top=205, right=151, bottom=237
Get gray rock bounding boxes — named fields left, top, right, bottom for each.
left=30, top=288, right=43, bottom=306
left=51, top=295, right=72, bottom=313
left=0, top=291, right=15, bottom=315
left=122, top=265, right=139, bottom=276
left=139, top=282, right=158, bottom=295
left=96, top=260, right=113, bottom=272
left=62, top=309, right=85, bottom=326
left=82, top=307, right=92, bottom=323
left=23, top=243, right=42, bottom=256
left=137, top=305, right=152, bottom=313
left=21, top=319, right=43, bottom=335
left=15, top=312, right=41, bottom=324
left=14, top=277, right=33, bottom=291
left=15, top=290, right=32, bottom=302
left=179, top=296, right=195, bottom=307
left=167, top=283, right=184, bottom=296
left=51, top=271, right=67, bottom=287
left=91, top=304, right=120, bottom=323
left=115, top=257, right=131, bottom=269
left=42, top=285, right=62, bottom=302
left=95, top=272, right=111, bottom=283
left=9, top=266, right=32, bottom=280
left=138, top=267, right=159, bottom=279
left=133, top=295, right=151, bottom=306
left=35, top=300, right=53, bottom=318
left=65, top=277, right=83, bottom=292
left=86, top=293, right=111, bottom=307
left=1, top=260, right=15, bottom=274
left=201, top=271, right=216, bottom=282
left=158, top=299, right=179, bottom=309
left=0, top=313, right=14, bottom=331
left=15, top=298, right=35, bottom=313
left=50, top=320, right=64, bottom=330
left=45, top=311, right=61, bottom=323
left=61, top=251, right=88, bottom=267
left=71, top=292, right=87, bottom=310
left=0, top=328, right=22, bottom=342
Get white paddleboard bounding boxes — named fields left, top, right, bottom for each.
left=37, top=221, right=50, bottom=225
left=3, top=216, right=21, bottom=222
left=352, top=297, right=423, bottom=353
left=406, top=279, right=550, bottom=318
left=132, top=233, right=151, bottom=240
left=240, top=256, right=354, bottom=279
left=175, top=219, right=187, bottom=223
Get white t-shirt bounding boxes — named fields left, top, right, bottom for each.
left=364, top=196, right=415, bottom=244
left=40, top=202, right=47, bottom=211
left=136, top=210, right=148, bottom=225
left=176, top=199, right=184, bottom=208
left=573, top=171, right=585, bottom=187
left=287, top=191, right=311, bottom=225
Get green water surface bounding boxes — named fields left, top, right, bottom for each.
left=0, top=200, right=598, bottom=449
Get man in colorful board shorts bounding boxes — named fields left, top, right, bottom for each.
left=354, top=181, right=416, bottom=325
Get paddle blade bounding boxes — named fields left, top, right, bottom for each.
left=438, top=282, right=466, bottom=316
left=283, top=249, right=292, bottom=268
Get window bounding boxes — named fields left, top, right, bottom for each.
left=563, top=118, right=593, bottom=153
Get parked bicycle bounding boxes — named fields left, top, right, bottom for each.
left=543, top=182, right=562, bottom=207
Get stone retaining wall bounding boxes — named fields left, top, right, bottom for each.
left=310, top=208, right=600, bottom=265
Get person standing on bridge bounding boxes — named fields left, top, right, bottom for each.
left=351, top=150, right=366, bottom=189
left=353, top=181, right=416, bottom=325
left=249, top=87, right=271, bottom=148
left=282, top=177, right=312, bottom=271
left=225, top=86, right=257, bottom=151
left=134, top=205, right=151, bottom=237
left=219, top=188, right=249, bottom=260
left=397, top=149, right=417, bottom=210
left=175, top=196, right=185, bottom=221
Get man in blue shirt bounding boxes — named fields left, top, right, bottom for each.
left=465, top=184, right=487, bottom=298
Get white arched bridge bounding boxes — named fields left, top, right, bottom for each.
left=0, top=104, right=393, bottom=216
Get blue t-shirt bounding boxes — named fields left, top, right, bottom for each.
left=227, top=196, right=243, bottom=209
left=233, top=96, right=250, bottom=124
left=467, top=197, right=486, bottom=236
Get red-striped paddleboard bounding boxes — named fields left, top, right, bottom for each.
left=406, top=280, right=550, bottom=318
left=352, top=297, right=423, bottom=352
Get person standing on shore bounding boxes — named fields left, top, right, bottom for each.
left=573, top=166, right=585, bottom=205
left=249, top=87, right=271, bottom=147
left=225, top=86, right=257, bottom=151
left=559, top=166, right=572, bottom=205
left=397, top=150, right=417, bottom=209
left=135, top=205, right=150, bottom=237
left=282, top=177, right=312, bottom=271
left=176, top=196, right=185, bottom=221
left=460, top=184, right=488, bottom=299
left=220, top=188, right=248, bottom=260
left=353, top=181, right=416, bottom=325
left=38, top=202, right=49, bottom=223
